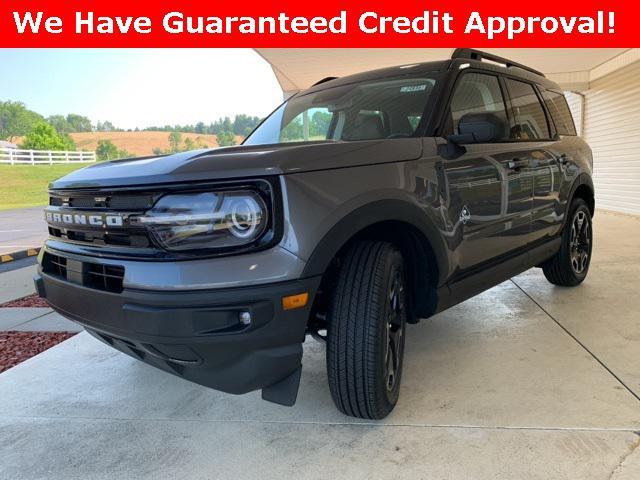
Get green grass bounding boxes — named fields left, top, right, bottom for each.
left=0, top=164, right=89, bottom=210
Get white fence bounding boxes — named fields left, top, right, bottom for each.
left=0, top=147, right=96, bottom=165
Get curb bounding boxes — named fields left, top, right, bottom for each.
left=0, top=247, right=41, bottom=264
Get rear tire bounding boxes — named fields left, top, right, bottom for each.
left=326, top=241, right=407, bottom=419
left=542, top=198, right=593, bottom=286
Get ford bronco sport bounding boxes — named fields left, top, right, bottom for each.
left=35, top=49, right=594, bottom=419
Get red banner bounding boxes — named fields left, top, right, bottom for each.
left=0, top=0, right=636, bottom=47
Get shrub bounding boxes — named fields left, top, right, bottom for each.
left=20, top=122, right=76, bottom=151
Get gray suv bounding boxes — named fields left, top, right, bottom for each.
left=35, top=49, right=594, bottom=419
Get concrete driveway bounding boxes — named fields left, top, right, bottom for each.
left=0, top=211, right=639, bottom=479
left=0, top=206, right=47, bottom=255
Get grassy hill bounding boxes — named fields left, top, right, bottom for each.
left=0, top=164, right=87, bottom=210
left=69, top=131, right=244, bottom=156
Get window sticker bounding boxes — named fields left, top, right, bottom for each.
left=400, top=85, right=427, bottom=93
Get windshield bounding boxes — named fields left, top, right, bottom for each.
left=244, top=76, right=438, bottom=146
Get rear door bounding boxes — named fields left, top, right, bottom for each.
left=503, top=78, right=563, bottom=243
left=538, top=88, right=580, bottom=237
left=438, top=71, right=535, bottom=272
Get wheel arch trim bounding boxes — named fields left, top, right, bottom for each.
left=567, top=173, right=595, bottom=216
left=301, top=199, right=448, bottom=286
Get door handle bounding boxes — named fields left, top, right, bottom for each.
left=507, top=158, right=530, bottom=171
left=558, top=153, right=572, bottom=165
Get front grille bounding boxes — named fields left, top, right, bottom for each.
left=48, top=226, right=151, bottom=248
left=48, top=190, right=158, bottom=249
left=49, top=192, right=157, bottom=210
left=42, top=252, right=124, bottom=293
left=85, top=263, right=126, bottom=293
left=42, top=252, right=67, bottom=278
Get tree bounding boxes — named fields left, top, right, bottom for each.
left=222, top=117, right=233, bottom=133
left=192, top=136, right=208, bottom=149
left=168, top=131, right=182, bottom=152
left=96, top=140, right=118, bottom=161
left=96, top=139, right=133, bottom=161
left=0, top=101, right=43, bottom=141
left=47, top=115, right=72, bottom=134
left=280, top=116, right=303, bottom=142
left=96, top=120, right=116, bottom=132
left=209, top=117, right=234, bottom=135
left=216, top=130, right=236, bottom=147
left=141, top=116, right=260, bottom=137
left=183, top=138, right=195, bottom=151
left=60, top=133, right=76, bottom=150
left=232, top=114, right=261, bottom=136
left=20, top=122, right=76, bottom=151
left=66, top=113, right=93, bottom=132
left=310, top=110, right=332, bottom=137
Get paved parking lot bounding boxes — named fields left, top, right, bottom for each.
left=0, top=263, right=38, bottom=303
left=0, top=308, right=82, bottom=332
left=0, top=211, right=639, bottom=479
left=0, top=206, right=46, bottom=256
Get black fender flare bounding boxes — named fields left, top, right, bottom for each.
left=301, top=199, right=449, bottom=286
left=565, top=173, right=595, bottom=222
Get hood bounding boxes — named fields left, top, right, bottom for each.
left=50, top=139, right=423, bottom=190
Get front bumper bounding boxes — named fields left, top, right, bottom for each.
left=34, top=267, right=321, bottom=405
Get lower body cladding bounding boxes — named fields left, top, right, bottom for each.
left=34, top=260, right=321, bottom=407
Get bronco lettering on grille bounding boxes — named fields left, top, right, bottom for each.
left=45, top=211, right=124, bottom=227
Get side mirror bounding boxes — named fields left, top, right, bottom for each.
left=448, top=112, right=506, bottom=145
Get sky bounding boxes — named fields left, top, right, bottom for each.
left=0, top=49, right=283, bottom=129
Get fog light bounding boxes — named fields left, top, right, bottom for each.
left=282, top=293, right=309, bottom=311
left=239, top=311, right=252, bottom=326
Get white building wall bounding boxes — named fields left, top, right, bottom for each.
left=564, top=92, right=583, bottom=136
left=581, top=60, right=640, bottom=215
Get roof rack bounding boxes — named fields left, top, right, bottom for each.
left=312, top=76, right=338, bottom=86
left=451, top=48, right=546, bottom=78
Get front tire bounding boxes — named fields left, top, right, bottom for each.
left=542, top=198, right=593, bottom=286
left=326, top=241, right=407, bottom=419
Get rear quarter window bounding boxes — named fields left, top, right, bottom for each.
left=542, top=90, right=577, bottom=136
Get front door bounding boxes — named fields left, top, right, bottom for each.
left=438, top=71, right=536, bottom=273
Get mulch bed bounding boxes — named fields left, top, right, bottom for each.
left=1, top=293, right=49, bottom=308
left=0, top=331, right=75, bottom=373
left=0, top=294, right=74, bottom=373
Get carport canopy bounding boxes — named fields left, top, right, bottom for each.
left=254, top=48, right=636, bottom=96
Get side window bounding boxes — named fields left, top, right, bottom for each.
left=505, top=79, right=550, bottom=140
left=542, top=90, right=577, bottom=136
left=446, top=73, right=509, bottom=141
left=280, top=107, right=334, bottom=143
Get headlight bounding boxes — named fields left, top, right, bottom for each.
left=136, top=190, right=268, bottom=251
